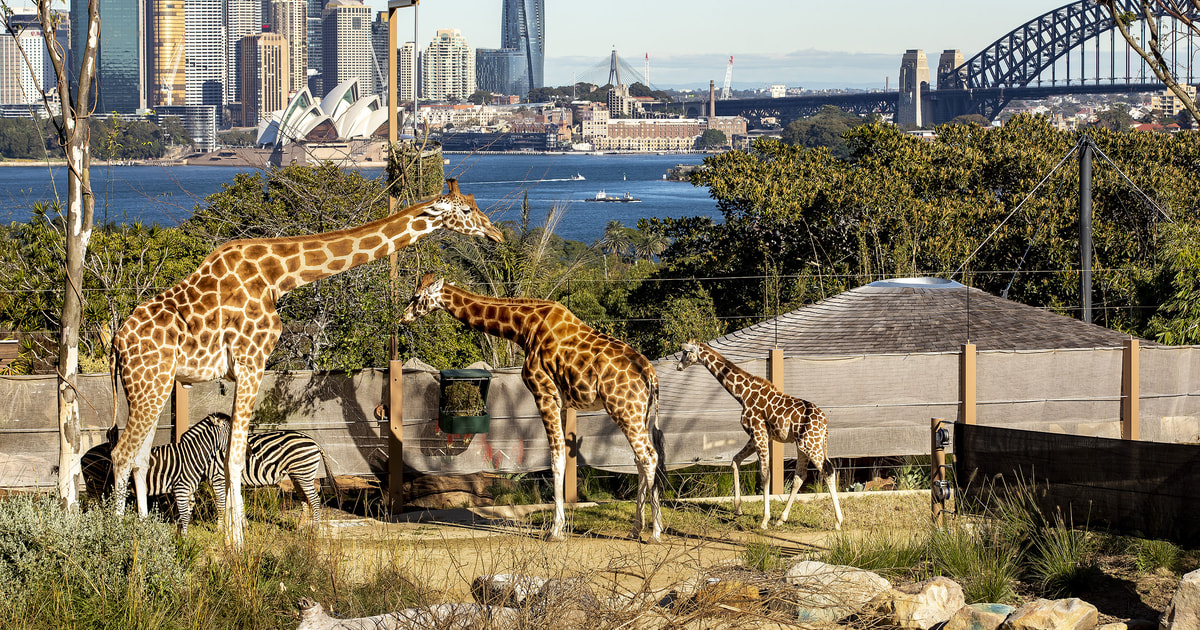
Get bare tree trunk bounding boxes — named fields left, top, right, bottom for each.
left=9, top=0, right=101, bottom=508
left=1101, top=0, right=1200, bottom=123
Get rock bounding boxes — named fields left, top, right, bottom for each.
left=691, top=579, right=761, bottom=613
left=295, top=597, right=517, bottom=630
left=469, top=574, right=546, bottom=607
left=1096, top=621, right=1157, bottom=630
left=1161, top=568, right=1200, bottom=630
left=876, top=576, right=966, bottom=629
left=783, top=560, right=891, bottom=624
left=943, top=603, right=1015, bottom=630
left=1000, top=598, right=1098, bottom=630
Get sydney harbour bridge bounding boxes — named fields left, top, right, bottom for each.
left=709, top=0, right=1200, bottom=126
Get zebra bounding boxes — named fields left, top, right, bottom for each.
left=136, top=413, right=231, bottom=535
left=202, top=412, right=340, bottom=529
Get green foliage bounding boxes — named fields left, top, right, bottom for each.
left=1092, top=106, right=1135, bottom=131
left=742, top=539, right=784, bottom=572
left=819, top=529, right=925, bottom=578
left=1135, top=538, right=1181, bottom=574
left=926, top=523, right=1023, bottom=604
left=781, top=105, right=872, bottom=158
left=467, top=90, right=492, bottom=105
left=0, top=116, right=55, bottom=160
left=441, top=380, right=486, bottom=415
left=218, top=129, right=258, bottom=147
left=89, top=114, right=186, bottom=160
left=695, top=129, right=727, bottom=150
left=1028, top=517, right=1098, bottom=597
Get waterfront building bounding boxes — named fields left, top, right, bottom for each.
left=501, top=0, right=544, bottom=94
left=422, top=29, right=474, bottom=102
left=147, top=0, right=186, bottom=107
left=704, top=115, right=747, bottom=141
left=267, top=0, right=308, bottom=96
left=185, top=0, right=226, bottom=107
left=72, top=0, right=145, bottom=114
left=154, top=104, right=218, bottom=152
left=226, top=0, right=262, bottom=106
left=592, top=118, right=705, bottom=152
left=769, top=84, right=786, bottom=98
left=322, top=0, right=373, bottom=98
left=239, top=32, right=289, bottom=127
left=579, top=105, right=610, bottom=139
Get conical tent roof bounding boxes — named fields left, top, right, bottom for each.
left=704, top=277, right=1146, bottom=361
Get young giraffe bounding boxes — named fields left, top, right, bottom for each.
left=401, top=274, right=665, bottom=542
left=677, top=340, right=843, bottom=530
left=109, top=180, right=502, bottom=548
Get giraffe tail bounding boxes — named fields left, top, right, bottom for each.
left=647, top=371, right=669, bottom=492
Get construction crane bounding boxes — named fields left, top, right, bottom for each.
left=720, top=55, right=733, bottom=100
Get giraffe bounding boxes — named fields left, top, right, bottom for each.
left=676, top=340, right=843, bottom=530
left=108, top=180, right=502, bottom=548
left=401, top=274, right=665, bottom=542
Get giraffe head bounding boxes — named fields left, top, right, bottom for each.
left=425, top=179, right=504, bottom=243
left=400, top=273, right=448, bottom=324
left=677, top=339, right=702, bottom=371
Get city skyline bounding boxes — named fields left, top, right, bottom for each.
left=364, top=0, right=1064, bottom=90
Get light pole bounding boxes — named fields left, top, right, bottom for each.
left=388, top=0, right=420, bottom=138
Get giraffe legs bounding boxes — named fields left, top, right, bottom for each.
left=223, top=360, right=265, bottom=549
left=822, top=461, right=844, bottom=530
left=630, top=435, right=662, bottom=543
left=755, top=432, right=773, bottom=530
left=775, top=451, right=810, bottom=525
left=729, top=440, right=756, bottom=517
left=526, top=370, right=568, bottom=541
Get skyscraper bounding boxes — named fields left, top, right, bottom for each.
left=0, top=9, right=51, bottom=106
left=306, top=0, right=324, bottom=94
left=225, top=0, right=262, bottom=105
left=501, top=0, right=543, bottom=95
left=267, top=0, right=307, bottom=96
left=422, top=29, right=474, bottom=102
left=147, top=0, right=186, bottom=106
left=398, top=41, right=417, bottom=102
left=72, top=0, right=145, bottom=114
left=185, top=0, right=226, bottom=106
left=239, top=32, right=289, bottom=127
left=475, top=48, right=524, bottom=97
left=321, top=0, right=371, bottom=97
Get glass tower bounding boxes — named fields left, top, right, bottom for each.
left=501, top=0, right=544, bottom=95
left=72, top=0, right=145, bottom=114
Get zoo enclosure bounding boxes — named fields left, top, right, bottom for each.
left=3, top=340, right=1200, bottom=506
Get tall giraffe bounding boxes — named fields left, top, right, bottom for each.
left=677, top=340, right=843, bottom=530
left=109, top=180, right=502, bottom=547
left=401, top=275, right=665, bottom=542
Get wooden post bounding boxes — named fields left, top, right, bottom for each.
left=388, top=359, right=405, bottom=513
left=959, top=343, right=976, bottom=425
left=931, top=417, right=947, bottom=526
left=767, top=348, right=786, bottom=495
left=562, top=407, right=578, bottom=504
left=172, top=382, right=189, bottom=442
left=1122, top=337, right=1139, bottom=440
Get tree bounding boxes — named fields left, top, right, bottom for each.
left=947, top=114, right=992, bottom=126
left=695, top=129, right=727, bottom=150
left=1100, top=0, right=1200, bottom=122
left=467, top=90, right=493, bottom=105
left=0, top=0, right=100, bottom=508
left=781, top=105, right=868, bottom=158
left=1093, top=106, right=1135, bottom=131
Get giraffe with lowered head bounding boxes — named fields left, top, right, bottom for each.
left=108, top=180, right=502, bottom=547
left=401, top=274, right=665, bottom=542
left=677, top=340, right=843, bottom=530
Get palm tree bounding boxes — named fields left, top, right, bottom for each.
left=631, top=227, right=669, bottom=262
left=598, top=220, right=632, bottom=276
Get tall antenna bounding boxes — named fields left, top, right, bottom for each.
left=720, top=56, right=733, bottom=99
left=644, top=53, right=649, bottom=88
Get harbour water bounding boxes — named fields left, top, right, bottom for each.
left=0, top=153, right=720, bottom=243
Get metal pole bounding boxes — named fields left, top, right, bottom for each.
left=1079, top=135, right=1093, bottom=325
left=413, top=3, right=419, bottom=136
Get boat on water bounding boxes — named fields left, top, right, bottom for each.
left=585, top=190, right=641, bottom=203
left=571, top=172, right=585, bottom=180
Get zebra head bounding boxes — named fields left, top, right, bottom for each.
left=186, top=412, right=232, bottom=451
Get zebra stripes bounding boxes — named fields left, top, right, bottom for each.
left=140, top=412, right=338, bottom=534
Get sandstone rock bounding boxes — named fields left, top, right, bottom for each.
left=296, top=598, right=517, bottom=630
left=784, top=560, right=892, bottom=624
left=943, top=603, right=1015, bottom=630
left=1161, top=568, right=1200, bottom=630
left=470, top=574, right=546, bottom=607
left=876, top=576, right=966, bottom=629
left=1096, top=621, right=1157, bottom=630
left=1000, top=598, right=1097, bottom=630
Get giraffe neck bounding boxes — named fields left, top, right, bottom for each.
left=441, top=285, right=539, bottom=346
left=269, top=199, right=441, bottom=293
left=697, top=343, right=759, bottom=404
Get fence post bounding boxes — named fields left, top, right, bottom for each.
left=959, top=343, right=976, bottom=425
left=768, top=348, right=786, bottom=495
left=562, top=407, right=578, bottom=504
left=931, top=417, right=948, bottom=526
left=1122, top=337, right=1139, bottom=441
left=388, top=360, right=405, bottom=513
left=172, top=382, right=189, bottom=442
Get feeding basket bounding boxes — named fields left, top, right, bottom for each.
left=438, top=369, right=492, bottom=434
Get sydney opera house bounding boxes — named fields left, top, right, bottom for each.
left=247, top=78, right=392, bottom=166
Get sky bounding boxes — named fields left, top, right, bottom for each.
left=366, top=0, right=1063, bottom=90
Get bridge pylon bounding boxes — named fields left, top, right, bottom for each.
left=897, top=49, right=932, bottom=127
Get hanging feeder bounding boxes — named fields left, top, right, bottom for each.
left=437, top=369, right=492, bottom=434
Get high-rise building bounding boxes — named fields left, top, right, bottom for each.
left=370, top=11, right=389, bottom=98
left=321, top=0, right=371, bottom=98
left=185, top=0, right=226, bottom=107
left=225, top=0, right=262, bottom=105
left=475, top=48, right=524, bottom=97
left=501, top=0, right=543, bottom=95
left=239, top=32, right=289, bottom=127
left=72, top=0, right=145, bottom=114
left=398, top=41, right=417, bottom=102
left=422, top=29, right=473, bottom=102
left=0, top=9, right=51, bottom=106
left=306, top=0, right=324, bottom=94
left=147, top=0, right=186, bottom=107
left=267, top=0, right=307, bottom=96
